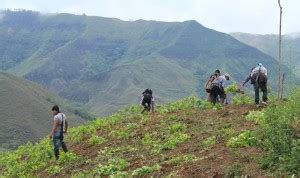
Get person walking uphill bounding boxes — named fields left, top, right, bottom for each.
left=243, top=63, right=268, bottom=106
left=141, top=88, right=154, bottom=114
left=205, top=70, right=221, bottom=102
left=49, top=105, right=68, bottom=160
left=211, top=73, right=230, bottom=104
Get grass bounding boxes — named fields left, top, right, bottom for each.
left=3, top=92, right=300, bottom=177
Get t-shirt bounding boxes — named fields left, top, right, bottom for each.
left=212, top=75, right=227, bottom=88
left=53, top=113, right=66, bottom=135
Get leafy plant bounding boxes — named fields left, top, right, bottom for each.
left=227, top=130, right=257, bottom=148
left=88, top=135, right=107, bottom=146
left=232, top=94, right=253, bottom=105
left=245, top=110, right=265, bottom=125
left=47, top=165, right=61, bottom=175
left=169, top=123, right=186, bottom=133
left=132, top=164, right=161, bottom=176
left=201, top=136, right=217, bottom=149
left=58, top=152, right=79, bottom=165
left=93, top=158, right=129, bottom=176
left=165, top=154, right=198, bottom=165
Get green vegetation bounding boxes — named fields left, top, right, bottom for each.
left=201, top=136, right=217, bottom=149
left=2, top=89, right=300, bottom=176
left=257, top=90, right=300, bottom=173
left=164, top=154, right=199, bottom=166
left=132, top=164, right=161, bottom=176
left=93, top=158, right=129, bottom=176
left=227, top=130, right=258, bottom=148
left=88, top=135, right=107, bottom=146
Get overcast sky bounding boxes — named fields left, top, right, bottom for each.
left=1, top=0, right=299, bottom=34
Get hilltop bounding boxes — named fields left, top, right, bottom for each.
left=1, top=90, right=300, bottom=176
left=0, top=10, right=287, bottom=116
left=0, top=72, right=92, bottom=150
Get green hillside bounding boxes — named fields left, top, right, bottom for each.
left=1, top=89, right=300, bottom=176
left=231, top=32, right=300, bottom=77
left=0, top=10, right=291, bottom=115
left=0, top=72, right=92, bottom=150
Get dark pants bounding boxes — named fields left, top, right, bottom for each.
left=211, top=86, right=226, bottom=105
left=254, top=83, right=268, bottom=104
left=141, top=97, right=151, bottom=113
left=52, top=135, right=68, bottom=160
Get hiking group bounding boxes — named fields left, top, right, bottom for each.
left=205, top=63, right=268, bottom=107
left=49, top=63, right=268, bottom=160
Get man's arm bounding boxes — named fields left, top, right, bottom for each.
left=243, top=74, right=251, bottom=86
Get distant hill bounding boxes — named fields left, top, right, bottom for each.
left=0, top=72, right=91, bottom=150
left=231, top=32, right=300, bottom=77
left=0, top=10, right=290, bottom=115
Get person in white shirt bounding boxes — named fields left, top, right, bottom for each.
left=243, top=63, right=268, bottom=106
left=49, top=105, right=68, bottom=160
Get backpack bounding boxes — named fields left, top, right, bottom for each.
left=143, top=89, right=152, bottom=99
left=251, top=68, right=268, bottom=86
left=204, top=75, right=215, bottom=93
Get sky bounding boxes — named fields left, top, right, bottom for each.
left=1, top=0, right=299, bottom=34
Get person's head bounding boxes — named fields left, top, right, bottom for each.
left=224, top=73, right=230, bottom=80
left=214, top=69, right=220, bottom=75
left=52, top=105, right=60, bottom=116
left=257, top=63, right=263, bottom=67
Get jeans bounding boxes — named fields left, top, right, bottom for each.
left=254, top=83, right=268, bottom=104
left=52, top=133, right=68, bottom=160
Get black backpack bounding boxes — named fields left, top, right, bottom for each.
left=143, top=89, right=152, bottom=99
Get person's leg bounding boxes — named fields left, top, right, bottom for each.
left=254, top=83, right=260, bottom=105
left=261, top=84, right=268, bottom=102
left=60, top=138, right=68, bottom=153
left=52, top=136, right=60, bottom=160
left=141, top=99, right=147, bottom=113
left=211, top=86, right=218, bottom=104
left=219, top=88, right=226, bottom=104
left=147, top=101, right=151, bottom=111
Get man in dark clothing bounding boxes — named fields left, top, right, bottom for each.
left=141, top=89, right=154, bottom=113
left=243, top=63, right=268, bottom=106
left=211, top=73, right=230, bottom=104
left=49, top=105, right=68, bottom=160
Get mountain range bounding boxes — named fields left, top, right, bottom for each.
left=231, top=32, right=300, bottom=77
left=0, top=10, right=288, bottom=116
